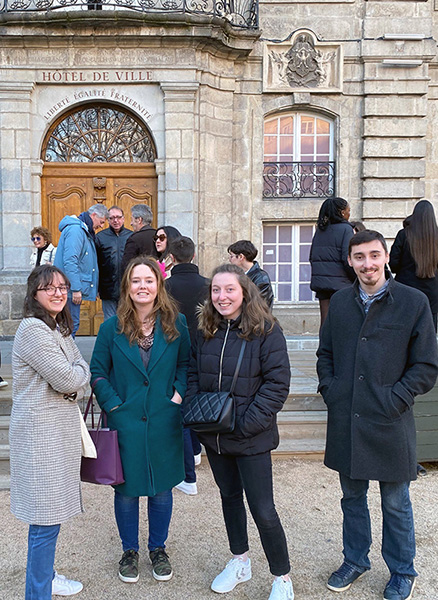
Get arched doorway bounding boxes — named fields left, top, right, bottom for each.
left=41, top=102, right=158, bottom=335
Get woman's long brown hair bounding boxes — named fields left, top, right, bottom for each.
left=198, top=263, right=275, bottom=340
left=404, top=200, right=438, bottom=278
left=117, top=256, right=179, bottom=344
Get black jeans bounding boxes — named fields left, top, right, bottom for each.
left=205, top=448, right=290, bottom=576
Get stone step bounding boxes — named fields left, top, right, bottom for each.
left=0, top=444, right=10, bottom=476
left=0, top=474, right=10, bottom=491
left=0, top=416, right=9, bottom=443
left=277, top=410, right=327, bottom=441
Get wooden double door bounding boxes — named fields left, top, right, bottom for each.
left=42, top=162, right=158, bottom=335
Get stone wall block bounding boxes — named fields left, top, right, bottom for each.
left=364, top=96, right=427, bottom=117
left=1, top=159, right=23, bottom=190
left=363, top=138, right=426, bottom=158
left=362, top=178, right=425, bottom=200
left=21, top=160, right=32, bottom=192
left=165, top=130, right=181, bottom=159
left=364, top=78, right=429, bottom=96
left=164, top=191, right=194, bottom=213
left=181, top=130, right=195, bottom=157
left=363, top=117, right=427, bottom=138
left=1, top=191, right=32, bottom=212
left=165, top=112, right=195, bottom=130
left=177, top=158, right=194, bottom=190
left=0, top=112, right=30, bottom=130
left=362, top=199, right=416, bottom=220
left=3, top=246, right=31, bottom=270
left=0, top=132, right=15, bottom=159
left=362, top=159, right=425, bottom=179
left=165, top=158, right=178, bottom=191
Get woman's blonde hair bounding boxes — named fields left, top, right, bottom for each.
left=198, top=263, right=275, bottom=340
left=117, top=256, right=180, bottom=344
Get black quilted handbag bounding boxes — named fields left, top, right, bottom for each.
left=183, top=340, right=246, bottom=433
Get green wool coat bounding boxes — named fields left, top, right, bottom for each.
left=90, top=313, right=191, bottom=497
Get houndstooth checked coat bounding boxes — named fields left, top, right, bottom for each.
left=10, top=318, right=90, bottom=525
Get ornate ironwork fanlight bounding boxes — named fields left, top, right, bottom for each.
left=43, top=104, right=157, bottom=163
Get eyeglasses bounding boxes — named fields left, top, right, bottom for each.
left=37, top=285, right=70, bottom=296
left=153, top=234, right=167, bottom=242
left=109, top=215, right=123, bottom=221
left=31, top=236, right=42, bottom=242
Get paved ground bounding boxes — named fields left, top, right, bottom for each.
left=1, top=458, right=437, bottom=600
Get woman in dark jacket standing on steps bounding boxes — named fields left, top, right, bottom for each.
left=309, top=196, right=355, bottom=327
left=389, top=199, right=438, bottom=331
left=185, top=264, right=293, bottom=600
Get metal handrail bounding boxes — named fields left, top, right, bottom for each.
left=263, top=161, right=336, bottom=199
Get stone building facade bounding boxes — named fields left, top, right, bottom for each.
left=1, top=0, right=438, bottom=335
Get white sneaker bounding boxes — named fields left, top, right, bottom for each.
left=52, top=572, right=83, bottom=596
left=0, top=379, right=8, bottom=389
left=175, top=480, right=198, bottom=495
left=194, top=453, right=202, bottom=466
left=268, top=577, right=294, bottom=600
left=211, top=557, right=252, bottom=593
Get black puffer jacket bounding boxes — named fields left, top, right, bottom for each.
left=96, top=226, right=133, bottom=300
left=246, top=261, right=274, bottom=309
left=185, top=318, right=290, bottom=455
left=310, top=221, right=355, bottom=293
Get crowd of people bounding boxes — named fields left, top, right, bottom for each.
left=7, top=197, right=438, bottom=600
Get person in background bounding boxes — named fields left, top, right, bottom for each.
left=10, top=265, right=90, bottom=600
left=389, top=200, right=438, bottom=332
left=317, top=230, right=438, bottom=600
left=153, top=226, right=181, bottom=278
left=228, top=240, right=274, bottom=309
left=54, top=204, right=108, bottom=336
left=90, top=256, right=191, bottom=585
left=350, top=221, right=366, bottom=234
left=165, top=236, right=209, bottom=495
left=0, top=352, right=8, bottom=388
left=121, top=204, right=156, bottom=272
left=309, top=197, right=355, bottom=328
left=96, top=205, right=132, bottom=320
left=30, top=226, right=56, bottom=269
left=185, top=263, right=293, bottom=600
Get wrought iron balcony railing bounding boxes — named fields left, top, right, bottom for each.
left=263, top=161, right=336, bottom=199
left=0, top=0, right=258, bottom=29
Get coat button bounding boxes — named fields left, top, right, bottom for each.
left=142, top=416, right=147, bottom=421
left=358, top=375, right=364, bottom=381
left=354, top=413, right=360, bottom=418
left=361, top=337, right=367, bottom=342
left=144, top=380, right=149, bottom=386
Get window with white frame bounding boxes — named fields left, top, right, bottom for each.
left=262, top=223, right=315, bottom=302
left=263, top=112, right=335, bottom=199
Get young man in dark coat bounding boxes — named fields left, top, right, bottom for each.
left=317, top=229, right=438, bottom=600
left=228, top=240, right=274, bottom=309
left=96, top=205, right=132, bottom=320
left=165, top=236, right=209, bottom=495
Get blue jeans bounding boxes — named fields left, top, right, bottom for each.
left=206, top=448, right=290, bottom=577
left=182, top=428, right=201, bottom=484
left=67, top=297, right=81, bottom=337
left=114, top=489, right=173, bottom=552
left=102, top=299, right=118, bottom=321
left=26, top=524, right=60, bottom=600
left=339, top=474, right=417, bottom=577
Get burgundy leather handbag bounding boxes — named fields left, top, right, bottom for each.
left=80, top=382, right=124, bottom=486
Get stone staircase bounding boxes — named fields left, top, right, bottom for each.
left=0, top=336, right=325, bottom=489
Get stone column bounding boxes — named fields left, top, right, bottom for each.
left=0, top=82, right=35, bottom=271
left=361, top=4, right=436, bottom=237
left=160, top=82, right=199, bottom=239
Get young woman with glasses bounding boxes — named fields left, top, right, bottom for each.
left=9, top=265, right=90, bottom=599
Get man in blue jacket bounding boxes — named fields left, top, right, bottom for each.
left=317, top=229, right=438, bottom=600
left=54, top=204, right=108, bottom=336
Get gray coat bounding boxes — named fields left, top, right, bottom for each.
left=10, top=318, right=90, bottom=525
left=317, top=278, right=438, bottom=482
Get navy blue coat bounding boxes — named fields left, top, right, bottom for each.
left=310, top=221, right=355, bottom=293
left=317, top=277, right=438, bottom=482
